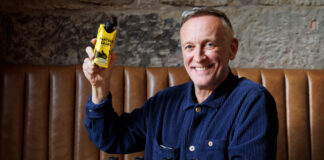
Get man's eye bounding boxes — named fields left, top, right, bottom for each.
left=206, top=42, right=215, bottom=47
left=185, top=45, right=193, bottom=49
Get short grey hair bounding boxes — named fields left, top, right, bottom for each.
left=181, top=7, right=234, bottom=37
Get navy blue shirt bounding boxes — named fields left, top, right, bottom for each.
left=84, top=71, right=278, bottom=159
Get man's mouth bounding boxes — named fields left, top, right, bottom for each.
left=193, top=64, right=213, bottom=71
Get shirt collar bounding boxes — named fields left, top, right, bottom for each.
left=182, top=69, right=238, bottom=110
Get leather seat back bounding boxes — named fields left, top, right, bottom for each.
left=1, top=64, right=323, bottom=160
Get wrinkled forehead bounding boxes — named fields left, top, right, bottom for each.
left=181, top=7, right=234, bottom=37
left=181, top=18, right=234, bottom=44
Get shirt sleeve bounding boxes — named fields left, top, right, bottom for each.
left=84, top=93, right=146, bottom=154
left=228, top=88, right=278, bottom=160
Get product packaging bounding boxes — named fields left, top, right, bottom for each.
left=93, top=20, right=117, bottom=68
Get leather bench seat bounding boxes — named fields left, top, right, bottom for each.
left=0, top=64, right=323, bottom=160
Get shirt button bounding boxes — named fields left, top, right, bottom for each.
left=189, top=145, right=195, bottom=152
left=195, top=106, right=202, bottom=113
left=208, top=141, right=213, bottom=147
left=88, top=109, right=93, bottom=112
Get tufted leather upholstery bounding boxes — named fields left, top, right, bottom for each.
left=0, top=64, right=323, bottom=160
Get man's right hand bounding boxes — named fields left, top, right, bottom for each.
left=82, top=38, right=117, bottom=104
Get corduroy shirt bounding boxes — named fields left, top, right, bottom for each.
left=84, top=71, right=278, bottom=160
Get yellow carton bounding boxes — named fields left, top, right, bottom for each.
left=93, top=23, right=117, bottom=68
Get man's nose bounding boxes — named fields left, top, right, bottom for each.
left=193, top=47, right=206, bottom=62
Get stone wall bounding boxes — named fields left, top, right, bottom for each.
left=1, top=0, right=324, bottom=68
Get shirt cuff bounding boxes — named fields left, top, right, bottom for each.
left=85, top=93, right=114, bottom=119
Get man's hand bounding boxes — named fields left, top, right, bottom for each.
left=82, top=38, right=117, bottom=104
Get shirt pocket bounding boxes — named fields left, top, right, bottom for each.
left=152, top=139, right=180, bottom=160
left=187, top=139, right=227, bottom=159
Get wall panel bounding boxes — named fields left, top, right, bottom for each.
left=0, top=65, right=25, bottom=160
left=24, top=66, right=49, bottom=160
left=285, top=70, right=311, bottom=160
left=307, top=70, right=324, bottom=160
left=261, top=69, right=287, bottom=160
left=49, top=66, right=75, bottom=160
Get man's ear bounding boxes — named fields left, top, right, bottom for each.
left=229, top=38, right=239, bottom=60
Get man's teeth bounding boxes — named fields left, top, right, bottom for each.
left=195, top=67, right=208, bottom=71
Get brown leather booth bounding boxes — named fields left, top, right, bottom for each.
left=1, top=64, right=323, bottom=160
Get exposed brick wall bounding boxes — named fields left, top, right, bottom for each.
left=1, top=0, right=323, bottom=68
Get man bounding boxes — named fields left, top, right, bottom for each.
left=83, top=7, right=278, bottom=159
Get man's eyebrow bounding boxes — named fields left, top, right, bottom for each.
left=181, top=41, right=192, bottom=46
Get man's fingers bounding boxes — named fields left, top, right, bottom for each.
left=85, top=46, right=95, bottom=60
left=83, top=58, right=93, bottom=76
left=91, top=38, right=97, bottom=45
left=83, top=58, right=99, bottom=74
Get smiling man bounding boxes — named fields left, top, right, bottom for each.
left=83, top=7, right=278, bottom=159
left=180, top=11, right=238, bottom=104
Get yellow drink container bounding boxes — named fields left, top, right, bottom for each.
left=93, top=22, right=117, bottom=68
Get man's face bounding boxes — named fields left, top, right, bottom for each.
left=180, top=15, right=237, bottom=90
